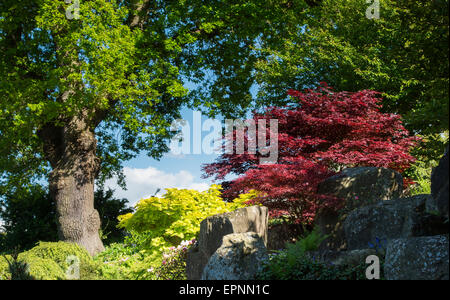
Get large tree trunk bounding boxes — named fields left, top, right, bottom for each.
left=41, top=115, right=104, bottom=256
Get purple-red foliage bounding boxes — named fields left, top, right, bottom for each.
left=203, top=83, right=419, bottom=223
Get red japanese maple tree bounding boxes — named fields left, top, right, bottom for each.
left=203, top=83, right=419, bottom=223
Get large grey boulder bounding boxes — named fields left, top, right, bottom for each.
left=318, top=167, right=403, bottom=204
left=186, top=206, right=268, bottom=280
left=384, top=235, right=449, bottom=280
left=315, top=167, right=403, bottom=251
left=311, top=249, right=378, bottom=267
left=201, top=232, right=268, bottom=280
left=431, top=148, right=449, bottom=219
left=344, top=195, right=448, bottom=250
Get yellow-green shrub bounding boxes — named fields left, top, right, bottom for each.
left=1, top=242, right=103, bottom=280
left=0, top=254, right=65, bottom=280
left=117, top=185, right=257, bottom=260
left=95, top=250, right=161, bottom=280
left=22, top=256, right=65, bottom=280
left=0, top=255, right=11, bottom=280
left=24, top=241, right=102, bottom=279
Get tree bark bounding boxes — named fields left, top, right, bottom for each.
left=40, top=115, right=104, bottom=256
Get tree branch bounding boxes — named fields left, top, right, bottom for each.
left=126, top=0, right=152, bottom=30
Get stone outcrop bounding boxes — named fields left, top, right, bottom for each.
left=310, top=248, right=377, bottom=267
left=318, top=167, right=403, bottom=204
left=186, top=206, right=268, bottom=280
left=186, top=156, right=449, bottom=280
left=201, top=232, right=268, bottom=280
left=267, top=223, right=303, bottom=250
left=431, top=148, right=449, bottom=219
left=343, top=194, right=448, bottom=250
left=315, top=167, right=403, bottom=250
left=384, top=235, right=449, bottom=280
left=313, top=164, right=449, bottom=280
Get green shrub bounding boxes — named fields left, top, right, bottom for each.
left=256, top=253, right=369, bottom=280
left=23, top=242, right=90, bottom=268
left=0, top=232, right=6, bottom=253
left=293, top=227, right=328, bottom=252
left=1, top=254, right=35, bottom=280
left=94, top=240, right=195, bottom=280
left=21, top=256, right=66, bottom=280
left=23, top=241, right=102, bottom=280
left=148, top=239, right=194, bottom=280
left=116, top=185, right=254, bottom=261
left=0, top=186, right=58, bottom=253
left=404, top=159, right=434, bottom=196
left=95, top=185, right=257, bottom=280
left=0, top=255, right=12, bottom=280
left=404, top=133, right=448, bottom=196
left=17, top=256, right=64, bottom=280
left=1, top=253, right=65, bottom=280
left=0, top=186, right=132, bottom=253
left=94, top=243, right=153, bottom=280
left=1, top=242, right=103, bottom=280
left=257, top=228, right=370, bottom=280
left=283, top=227, right=327, bottom=267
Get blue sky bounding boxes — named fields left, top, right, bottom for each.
left=104, top=79, right=256, bottom=207
left=103, top=107, right=224, bottom=207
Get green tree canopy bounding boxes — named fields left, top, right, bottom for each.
left=254, top=0, right=449, bottom=140
left=0, top=0, right=315, bottom=254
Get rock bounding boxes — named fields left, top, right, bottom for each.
left=318, top=167, right=403, bottom=205
left=186, top=206, right=268, bottom=280
left=183, top=248, right=209, bottom=281
left=267, top=223, right=303, bottom=250
left=344, top=195, right=448, bottom=250
left=384, top=235, right=449, bottom=280
left=201, top=232, right=268, bottom=280
left=198, top=206, right=269, bottom=258
left=315, top=167, right=403, bottom=251
left=312, top=249, right=378, bottom=267
left=310, top=248, right=377, bottom=268
left=331, top=249, right=377, bottom=266
left=431, top=148, right=449, bottom=219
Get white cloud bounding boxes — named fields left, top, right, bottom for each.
left=102, top=166, right=210, bottom=207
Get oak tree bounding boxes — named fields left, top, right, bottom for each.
left=0, top=0, right=314, bottom=254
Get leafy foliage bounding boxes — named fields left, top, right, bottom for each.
left=23, top=241, right=102, bottom=279
left=118, top=185, right=254, bottom=253
left=204, top=84, right=418, bottom=222
left=257, top=229, right=369, bottom=280
left=0, top=0, right=323, bottom=252
left=2, top=253, right=35, bottom=280
left=93, top=242, right=145, bottom=280
left=94, top=186, right=255, bottom=280
left=257, top=253, right=370, bottom=280
left=367, top=237, right=388, bottom=257
left=0, top=186, right=132, bottom=252
left=404, top=132, right=449, bottom=196
left=146, top=239, right=194, bottom=280
left=0, top=0, right=317, bottom=193
left=0, top=185, right=57, bottom=252
left=94, top=188, right=134, bottom=245
left=254, top=0, right=449, bottom=149
left=0, top=233, right=5, bottom=254
left=0, top=242, right=102, bottom=280
left=288, top=227, right=328, bottom=254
